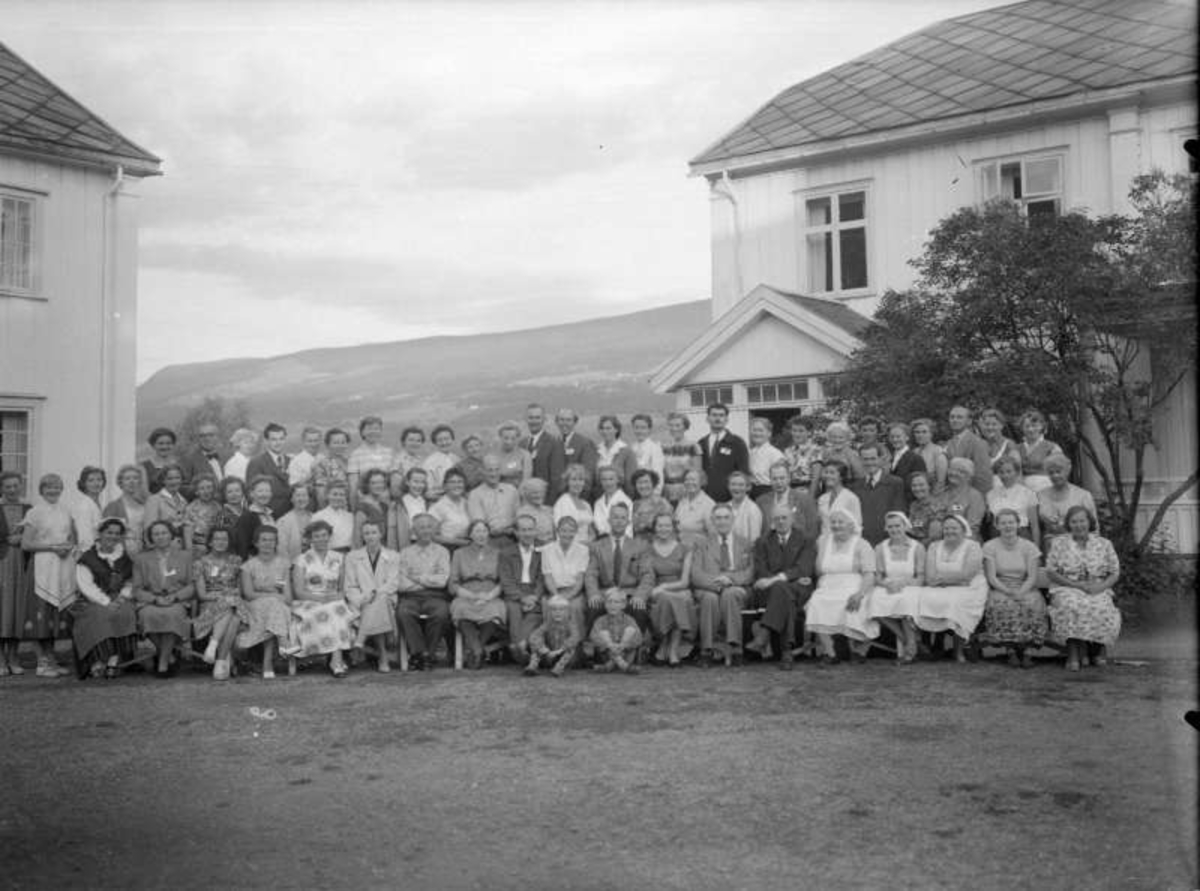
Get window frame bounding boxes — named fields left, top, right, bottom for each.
left=795, top=179, right=874, bottom=299
left=745, top=376, right=814, bottom=407
left=688, top=385, right=734, bottom=408
left=974, top=151, right=1066, bottom=220
left=0, top=396, right=42, bottom=496
left=0, top=186, right=45, bottom=301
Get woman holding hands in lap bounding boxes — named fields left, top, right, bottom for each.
left=70, top=516, right=138, bottom=679
left=237, top=525, right=294, bottom=679
left=1045, top=505, right=1121, bottom=672
left=869, top=511, right=924, bottom=664
left=449, top=519, right=506, bottom=669
left=132, top=519, right=195, bottom=677
left=979, top=508, right=1045, bottom=668
left=805, top=508, right=878, bottom=664
left=914, top=514, right=987, bottom=662
left=643, top=513, right=695, bottom=668
left=192, top=526, right=246, bottom=680
left=291, top=520, right=354, bottom=677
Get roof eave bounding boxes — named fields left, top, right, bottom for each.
left=688, top=75, right=1197, bottom=178
left=0, top=138, right=162, bottom=176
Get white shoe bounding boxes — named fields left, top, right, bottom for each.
left=202, top=640, right=219, bottom=665
left=212, top=658, right=230, bottom=680
left=36, top=660, right=68, bottom=678
left=262, top=668, right=276, bottom=680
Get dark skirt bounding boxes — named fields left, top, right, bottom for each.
left=2, top=558, right=71, bottom=641
left=70, top=599, right=138, bottom=659
left=138, top=603, right=191, bottom=638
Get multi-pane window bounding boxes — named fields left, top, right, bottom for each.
left=977, top=155, right=1063, bottom=222
left=0, top=194, right=36, bottom=294
left=688, top=386, right=733, bottom=408
left=804, top=189, right=869, bottom=294
left=0, top=410, right=31, bottom=485
left=746, top=378, right=812, bottom=405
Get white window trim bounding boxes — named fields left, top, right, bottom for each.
left=795, top=179, right=874, bottom=300
left=1169, top=126, right=1198, bottom=174
left=744, top=375, right=818, bottom=408
left=0, top=394, right=44, bottom=494
left=973, top=149, right=1067, bottom=217
left=0, top=184, right=47, bottom=302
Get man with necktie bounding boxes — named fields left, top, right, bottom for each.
left=179, top=423, right=231, bottom=499
left=520, top=403, right=565, bottom=501
left=697, top=403, right=749, bottom=503
left=555, top=408, right=599, bottom=498
left=584, top=503, right=650, bottom=637
left=244, top=422, right=293, bottom=519
left=851, top=443, right=907, bottom=546
left=691, top=503, right=755, bottom=667
left=749, top=504, right=817, bottom=670
left=498, top=514, right=547, bottom=661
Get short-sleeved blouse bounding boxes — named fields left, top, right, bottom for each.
left=1045, top=534, right=1118, bottom=583
left=430, top=496, right=471, bottom=542
left=674, top=492, right=715, bottom=542
left=662, top=440, right=701, bottom=483
left=450, top=545, right=501, bottom=592
left=541, top=541, right=591, bottom=590
left=242, top=555, right=291, bottom=595
left=198, top=552, right=242, bottom=595
left=295, top=549, right=343, bottom=599
left=553, top=494, right=594, bottom=543
left=981, top=537, right=1039, bottom=586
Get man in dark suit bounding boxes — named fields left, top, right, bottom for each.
left=584, top=503, right=650, bottom=636
left=698, top=403, right=749, bottom=503
left=886, top=422, right=927, bottom=501
left=755, top=461, right=820, bottom=540
left=750, top=504, right=816, bottom=670
left=178, top=422, right=230, bottom=498
left=555, top=408, right=599, bottom=497
left=691, top=503, right=755, bottom=668
left=498, top=514, right=548, bottom=661
left=244, top=422, right=292, bottom=518
left=520, top=403, right=564, bottom=501
left=852, top=443, right=908, bottom=546
left=944, top=405, right=993, bottom=494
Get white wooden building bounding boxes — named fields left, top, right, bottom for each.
left=0, top=42, right=160, bottom=495
left=652, top=0, right=1197, bottom=549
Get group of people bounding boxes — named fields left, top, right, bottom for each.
left=0, top=401, right=1123, bottom=682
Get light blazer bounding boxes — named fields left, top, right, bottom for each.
left=690, top=532, right=755, bottom=592
left=344, top=546, right=402, bottom=609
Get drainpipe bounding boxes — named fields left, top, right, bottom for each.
left=99, top=164, right=124, bottom=478
left=710, top=169, right=745, bottom=304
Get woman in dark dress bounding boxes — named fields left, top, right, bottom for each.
left=70, top=517, right=138, bottom=679
left=0, top=471, right=31, bottom=675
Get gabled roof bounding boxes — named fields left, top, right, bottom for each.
left=691, top=0, right=1196, bottom=172
left=0, top=41, right=161, bottom=176
left=650, top=283, right=874, bottom=392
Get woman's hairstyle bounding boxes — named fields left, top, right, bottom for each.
left=302, top=426, right=322, bottom=439
left=76, top=465, right=107, bottom=493
left=496, top=420, right=521, bottom=439
left=404, top=467, right=428, bottom=484
left=96, top=517, right=127, bottom=535
left=907, top=470, right=932, bottom=491
left=788, top=414, right=810, bottom=430
left=994, top=455, right=1022, bottom=474
left=229, top=427, right=258, bottom=448
left=359, top=467, right=389, bottom=495
left=652, top=512, right=678, bottom=534
left=465, top=518, right=490, bottom=540
left=631, top=413, right=653, bottom=429
left=828, top=507, right=860, bottom=534
left=856, top=415, right=880, bottom=431
left=825, top=421, right=852, bottom=439
left=252, top=523, right=280, bottom=544
left=359, top=519, right=383, bottom=535
left=207, top=525, right=231, bottom=543
left=992, top=507, right=1023, bottom=527
left=1020, top=409, right=1048, bottom=429
left=751, top=416, right=773, bottom=434
left=947, top=457, right=976, bottom=477
left=942, top=513, right=972, bottom=538
left=191, top=473, right=218, bottom=493
left=400, top=425, right=425, bottom=444
left=1044, top=453, right=1072, bottom=474
left=561, top=463, right=588, bottom=489
left=324, top=427, right=350, bottom=446
left=247, top=474, right=275, bottom=494
left=442, top=468, right=466, bottom=488
left=666, top=411, right=690, bottom=431
left=1064, top=504, right=1097, bottom=532
left=910, top=417, right=935, bottom=434
left=160, top=465, right=184, bottom=484
left=147, top=427, right=177, bottom=446
left=303, top=519, right=334, bottom=539
left=683, top=467, right=707, bottom=486
left=597, top=414, right=622, bottom=436
left=555, top=515, right=579, bottom=531
left=461, top=434, right=483, bottom=449
left=358, top=415, right=383, bottom=436
left=821, top=459, right=851, bottom=484
left=518, top=477, right=548, bottom=501
left=980, top=408, right=1006, bottom=425
left=115, top=464, right=148, bottom=502
left=219, top=476, right=245, bottom=502
left=290, top=482, right=313, bottom=500
left=630, top=468, right=660, bottom=490
left=887, top=421, right=910, bottom=438
left=144, top=519, right=175, bottom=542
left=431, top=424, right=455, bottom=443
left=726, top=470, right=750, bottom=487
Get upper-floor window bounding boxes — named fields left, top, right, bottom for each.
left=0, top=192, right=38, bottom=297
left=976, top=154, right=1063, bottom=222
left=802, top=186, right=870, bottom=296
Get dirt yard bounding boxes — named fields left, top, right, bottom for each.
left=1, top=642, right=1195, bottom=890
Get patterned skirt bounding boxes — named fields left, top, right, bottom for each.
left=236, top=596, right=293, bottom=649
left=977, top=588, right=1048, bottom=647
left=192, top=597, right=251, bottom=641
left=292, top=598, right=357, bottom=656
left=1047, top=586, right=1121, bottom=646
left=1, top=552, right=71, bottom=641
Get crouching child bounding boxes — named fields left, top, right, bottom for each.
left=524, top=595, right=580, bottom=677
left=589, top=590, right=641, bottom=674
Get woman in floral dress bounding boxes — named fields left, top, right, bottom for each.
left=291, top=520, right=355, bottom=677
left=1045, top=505, right=1121, bottom=672
left=193, top=526, right=246, bottom=680
left=237, top=525, right=294, bottom=680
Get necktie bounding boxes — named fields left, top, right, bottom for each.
left=719, top=535, right=730, bottom=570
left=710, top=434, right=720, bottom=459
left=276, top=454, right=285, bottom=470
left=612, top=537, right=623, bottom=583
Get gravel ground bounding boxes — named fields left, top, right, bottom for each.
left=0, top=645, right=1195, bottom=891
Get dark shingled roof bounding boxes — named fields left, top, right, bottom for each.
left=764, top=284, right=876, bottom=338
left=0, top=41, right=161, bottom=175
left=692, top=0, right=1196, bottom=168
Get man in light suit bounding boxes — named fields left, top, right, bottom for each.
left=944, top=405, right=993, bottom=494
left=498, top=514, right=548, bottom=660
left=584, top=502, right=650, bottom=637
left=344, top=519, right=401, bottom=671
left=520, top=403, right=564, bottom=501
left=691, top=503, right=755, bottom=668
left=755, top=461, right=820, bottom=540
left=750, top=504, right=817, bottom=671
left=697, top=403, right=749, bottom=503
left=244, top=422, right=292, bottom=519
left=178, top=423, right=230, bottom=499
left=851, top=443, right=908, bottom=546
left=556, top=408, right=599, bottom=497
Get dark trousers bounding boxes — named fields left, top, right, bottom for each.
left=460, top=620, right=501, bottom=656
left=396, top=590, right=450, bottom=657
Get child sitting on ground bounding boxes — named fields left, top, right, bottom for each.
left=588, top=590, right=641, bottom=674
left=524, top=595, right=580, bottom=677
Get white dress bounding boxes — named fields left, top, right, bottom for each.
left=817, top=488, right=863, bottom=536
left=805, top=534, right=879, bottom=641
left=914, top=540, right=988, bottom=639
left=869, top=540, right=922, bottom=619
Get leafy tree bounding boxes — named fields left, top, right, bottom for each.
left=176, top=396, right=251, bottom=450
left=838, top=171, right=1197, bottom=564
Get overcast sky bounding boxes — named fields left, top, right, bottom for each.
left=9, top=0, right=998, bottom=381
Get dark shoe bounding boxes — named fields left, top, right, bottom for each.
left=818, top=654, right=840, bottom=666
left=730, top=652, right=745, bottom=668
left=779, top=656, right=794, bottom=672
left=464, top=651, right=479, bottom=670
left=696, top=651, right=713, bottom=669
left=851, top=652, right=867, bottom=665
